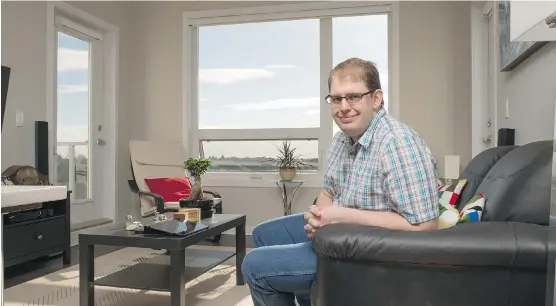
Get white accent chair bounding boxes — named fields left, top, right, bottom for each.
left=128, top=140, right=222, bottom=241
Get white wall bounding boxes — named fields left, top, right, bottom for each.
left=2, top=1, right=473, bottom=230
left=399, top=1, right=472, bottom=169
left=1, top=1, right=134, bottom=224
left=497, top=42, right=556, bottom=145
left=1, top=1, right=48, bottom=167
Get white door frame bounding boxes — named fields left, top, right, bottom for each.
left=470, top=2, right=498, bottom=158
left=46, top=2, right=119, bottom=223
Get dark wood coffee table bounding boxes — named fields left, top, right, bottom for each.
left=78, top=213, right=246, bottom=306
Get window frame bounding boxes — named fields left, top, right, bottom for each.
left=182, top=2, right=400, bottom=188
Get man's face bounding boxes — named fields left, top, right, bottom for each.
left=329, top=75, right=382, bottom=140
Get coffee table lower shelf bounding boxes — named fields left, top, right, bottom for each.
left=94, top=248, right=236, bottom=291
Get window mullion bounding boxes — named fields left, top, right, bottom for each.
left=197, top=128, right=320, bottom=141
left=184, top=24, right=200, bottom=158
left=320, top=18, right=333, bottom=173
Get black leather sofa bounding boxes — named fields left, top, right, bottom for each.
left=311, top=140, right=552, bottom=306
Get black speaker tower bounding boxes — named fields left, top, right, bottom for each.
left=35, top=121, right=49, bottom=175
left=497, top=128, right=515, bottom=146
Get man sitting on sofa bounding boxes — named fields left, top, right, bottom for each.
left=241, top=58, right=439, bottom=306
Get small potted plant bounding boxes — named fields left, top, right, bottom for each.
left=267, top=139, right=312, bottom=181
left=180, top=157, right=213, bottom=215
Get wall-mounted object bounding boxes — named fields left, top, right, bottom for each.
left=1, top=65, right=11, bottom=130
left=499, top=1, right=548, bottom=72
left=547, top=11, right=556, bottom=28
left=510, top=1, right=556, bottom=42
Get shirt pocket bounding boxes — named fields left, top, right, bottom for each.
left=358, top=174, right=390, bottom=211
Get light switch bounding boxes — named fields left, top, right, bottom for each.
left=15, top=110, right=23, bottom=127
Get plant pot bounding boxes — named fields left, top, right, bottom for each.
left=179, top=198, right=214, bottom=219
left=279, top=167, right=297, bottom=181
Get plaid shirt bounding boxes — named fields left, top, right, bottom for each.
left=324, top=108, right=439, bottom=224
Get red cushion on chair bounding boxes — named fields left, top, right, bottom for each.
left=144, top=177, right=191, bottom=202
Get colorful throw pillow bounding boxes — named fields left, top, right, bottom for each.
left=457, top=193, right=485, bottom=224
left=144, top=177, right=191, bottom=202
left=438, top=179, right=467, bottom=207
left=438, top=192, right=486, bottom=229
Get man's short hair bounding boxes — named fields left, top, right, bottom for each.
left=327, top=57, right=382, bottom=93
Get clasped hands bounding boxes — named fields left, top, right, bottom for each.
left=304, top=205, right=343, bottom=238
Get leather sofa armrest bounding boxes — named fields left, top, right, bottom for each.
left=312, top=222, right=547, bottom=269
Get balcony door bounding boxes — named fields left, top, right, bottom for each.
left=49, top=10, right=117, bottom=224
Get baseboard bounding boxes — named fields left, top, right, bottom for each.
left=70, top=220, right=117, bottom=246
left=221, top=225, right=256, bottom=236
left=71, top=218, right=113, bottom=232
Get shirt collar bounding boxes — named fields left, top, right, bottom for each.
left=344, top=107, right=387, bottom=150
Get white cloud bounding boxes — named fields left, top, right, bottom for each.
left=265, top=64, right=297, bottom=70
left=303, top=109, right=320, bottom=115
left=199, top=68, right=274, bottom=85
left=59, top=84, right=88, bottom=94
left=57, top=125, right=89, bottom=144
left=225, top=97, right=320, bottom=111
left=58, top=48, right=89, bottom=72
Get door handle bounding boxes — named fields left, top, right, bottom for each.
left=97, top=138, right=107, bottom=146
left=483, top=136, right=492, bottom=143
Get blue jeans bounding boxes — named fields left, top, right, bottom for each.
left=241, top=213, right=316, bottom=306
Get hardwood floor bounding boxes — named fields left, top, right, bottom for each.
left=3, top=234, right=252, bottom=289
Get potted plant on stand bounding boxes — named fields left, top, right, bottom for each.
left=180, top=157, right=214, bottom=218
left=267, top=139, right=312, bottom=181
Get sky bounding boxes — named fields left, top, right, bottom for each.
left=56, top=14, right=389, bottom=161
left=57, top=32, right=90, bottom=158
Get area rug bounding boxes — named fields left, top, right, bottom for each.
left=3, top=245, right=254, bottom=306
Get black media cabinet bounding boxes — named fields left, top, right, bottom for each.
left=2, top=190, right=71, bottom=267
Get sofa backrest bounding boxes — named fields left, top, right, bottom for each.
left=457, top=145, right=518, bottom=207
left=472, top=140, right=552, bottom=225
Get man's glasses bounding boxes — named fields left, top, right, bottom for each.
left=324, top=90, right=374, bottom=105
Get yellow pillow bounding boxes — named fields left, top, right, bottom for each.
left=439, top=205, right=460, bottom=229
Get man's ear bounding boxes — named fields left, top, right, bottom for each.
left=373, top=90, right=383, bottom=109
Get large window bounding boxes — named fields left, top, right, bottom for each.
left=184, top=3, right=397, bottom=187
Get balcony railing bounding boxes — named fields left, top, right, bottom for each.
left=57, top=141, right=88, bottom=202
